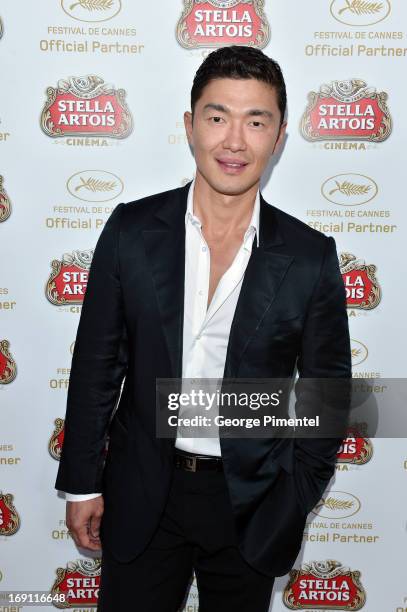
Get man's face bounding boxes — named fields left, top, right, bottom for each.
left=184, top=77, right=286, bottom=197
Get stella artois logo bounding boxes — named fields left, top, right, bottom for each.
left=337, top=424, right=373, bottom=464
left=46, top=249, right=93, bottom=306
left=283, top=560, right=366, bottom=610
left=51, top=559, right=101, bottom=608
left=49, top=418, right=65, bottom=461
left=176, top=0, right=270, bottom=49
left=340, top=252, right=381, bottom=309
left=61, top=0, right=122, bottom=23
left=0, top=493, right=20, bottom=536
left=0, top=175, right=11, bottom=222
left=41, top=75, right=132, bottom=139
left=301, top=79, right=391, bottom=142
left=0, top=340, right=17, bottom=385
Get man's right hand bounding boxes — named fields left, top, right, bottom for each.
left=66, top=496, right=104, bottom=551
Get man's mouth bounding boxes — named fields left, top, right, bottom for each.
left=216, top=158, right=249, bottom=174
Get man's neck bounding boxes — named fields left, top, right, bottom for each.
left=192, top=171, right=258, bottom=239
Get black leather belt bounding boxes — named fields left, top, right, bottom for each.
left=174, top=449, right=223, bottom=472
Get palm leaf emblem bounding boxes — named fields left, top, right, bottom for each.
left=74, top=176, right=117, bottom=193
left=69, top=0, right=113, bottom=11
left=338, top=0, right=383, bottom=15
left=329, top=181, right=371, bottom=197
left=322, top=496, right=355, bottom=510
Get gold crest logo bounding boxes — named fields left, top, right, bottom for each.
left=176, top=0, right=270, bottom=49
left=41, top=75, right=133, bottom=139
left=0, top=493, right=20, bottom=536
left=0, top=175, right=11, bottom=222
left=337, top=424, right=373, bottom=464
left=0, top=340, right=17, bottom=385
left=49, top=418, right=65, bottom=461
left=46, top=249, right=94, bottom=306
left=284, top=559, right=366, bottom=609
left=51, top=558, right=101, bottom=608
left=301, top=79, right=391, bottom=142
left=340, top=252, right=381, bottom=309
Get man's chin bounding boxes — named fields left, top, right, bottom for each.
left=201, top=175, right=259, bottom=198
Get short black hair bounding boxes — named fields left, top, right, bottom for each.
left=191, top=45, right=287, bottom=125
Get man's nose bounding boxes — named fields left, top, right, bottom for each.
left=222, top=121, right=247, bottom=152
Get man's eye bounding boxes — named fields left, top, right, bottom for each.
left=211, top=116, right=223, bottom=123
left=251, top=121, right=264, bottom=128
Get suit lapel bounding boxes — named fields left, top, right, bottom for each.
left=142, top=184, right=189, bottom=379
left=142, top=184, right=295, bottom=380
left=224, top=196, right=294, bottom=377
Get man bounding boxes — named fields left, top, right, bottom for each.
left=55, top=46, right=351, bottom=611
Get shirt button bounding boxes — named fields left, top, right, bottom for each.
left=198, top=290, right=203, bottom=296
left=202, top=246, right=207, bottom=252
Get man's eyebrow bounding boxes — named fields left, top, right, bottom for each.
left=246, top=108, right=274, bottom=119
left=202, top=103, right=273, bottom=119
left=203, top=103, right=229, bottom=113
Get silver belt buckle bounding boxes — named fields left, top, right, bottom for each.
left=184, top=456, right=197, bottom=472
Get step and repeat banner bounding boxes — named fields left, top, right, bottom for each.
left=1, top=1, right=406, bottom=611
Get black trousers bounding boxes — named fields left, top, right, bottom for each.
left=98, top=463, right=275, bottom=612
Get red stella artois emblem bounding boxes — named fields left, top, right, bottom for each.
left=0, top=340, right=17, bottom=385
left=340, top=252, right=381, bottom=310
left=49, top=418, right=108, bottom=461
left=46, top=249, right=93, bottom=306
left=51, top=558, right=101, bottom=608
left=176, top=0, right=270, bottom=49
left=41, top=75, right=133, bottom=139
left=283, top=559, right=366, bottom=610
left=301, top=79, right=392, bottom=142
left=49, top=418, right=65, bottom=461
left=0, top=492, right=20, bottom=536
left=337, top=424, right=373, bottom=465
left=0, top=175, right=12, bottom=222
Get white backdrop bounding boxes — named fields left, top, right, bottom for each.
left=1, top=1, right=406, bottom=610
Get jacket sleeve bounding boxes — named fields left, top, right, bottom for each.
left=55, top=203, right=128, bottom=495
left=293, top=235, right=352, bottom=513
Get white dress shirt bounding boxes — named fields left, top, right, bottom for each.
left=64, top=179, right=260, bottom=501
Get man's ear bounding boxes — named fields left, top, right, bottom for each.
left=272, top=120, right=287, bottom=155
left=184, top=110, right=193, bottom=146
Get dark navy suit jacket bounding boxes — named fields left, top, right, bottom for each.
left=55, top=182, right=351, bottom=577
